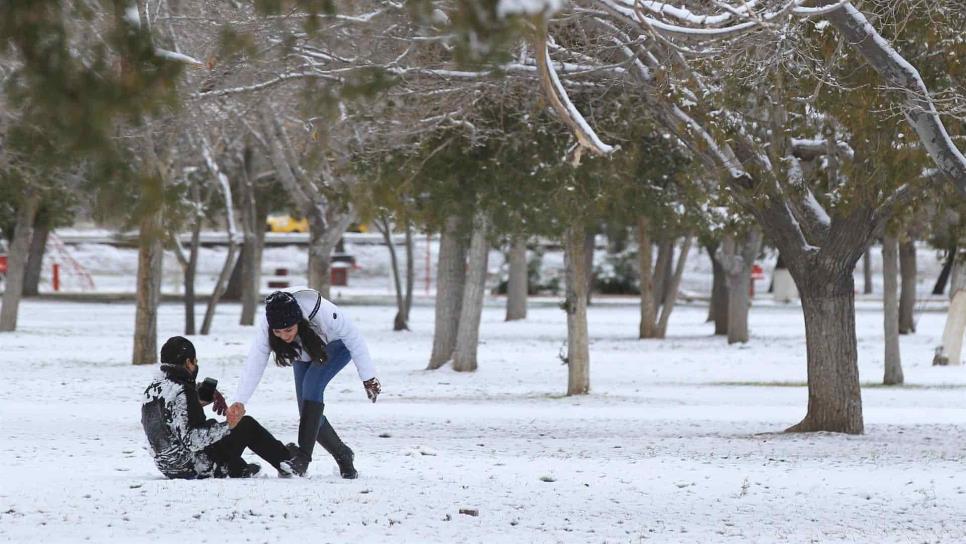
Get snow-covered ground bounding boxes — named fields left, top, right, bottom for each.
left=1, top=297, right=964, bottom=543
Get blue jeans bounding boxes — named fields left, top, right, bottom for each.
left=293, top=340, right=352, bottom=408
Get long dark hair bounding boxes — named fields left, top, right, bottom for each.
left=269, top=318, right=327, bottom=367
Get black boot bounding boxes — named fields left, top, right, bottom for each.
left=280, top=444, right=310, bottom=477
left=297, top=400, right=326, bottom=466
left=317, top=414, right=358, bottom=479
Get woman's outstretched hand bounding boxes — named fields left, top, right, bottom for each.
left=363, top=378, right=381, bottom=403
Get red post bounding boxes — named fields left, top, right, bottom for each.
left=52, top=263, right=61, bottom=292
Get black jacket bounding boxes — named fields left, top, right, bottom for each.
left=141, top=364, right=229, bottom=479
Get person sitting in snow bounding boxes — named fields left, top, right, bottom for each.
left=141, top=336, right=309, bottom=479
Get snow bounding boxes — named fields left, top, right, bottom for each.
left=497, top=0, right=564, bottom=18
left=155, top=48, right=203, bottom=66
left=540, top=43, right=616, bottom=155
left=803, top=189, right=831, bottom=227
left=1, top=293, right=965, bottom=542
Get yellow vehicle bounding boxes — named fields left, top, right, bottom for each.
left=266, top=214, right=309, bottom=233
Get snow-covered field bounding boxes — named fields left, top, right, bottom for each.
left=1, top=297, right=965, bottom=543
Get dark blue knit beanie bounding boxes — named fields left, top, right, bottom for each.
left=160, top=336, right=196, bottom=365
left=266, top=291, right=303, bottom=329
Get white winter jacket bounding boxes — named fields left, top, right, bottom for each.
left=234, top=287, right=377, bottom=405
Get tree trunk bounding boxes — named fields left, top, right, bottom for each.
left=308, top=220, right=332, bottom=299
left=785, top=271, right=864, bottom=434
left=863, top=246, right=873, bottom=295
left=22, top=219, right=50, bottom=297
left=452, top=213, right=489, bottom=372
left=655, top=234, right=693, bottom=338
left=882, top=236, right=904, bottom=384
left=184, top=214, right=202, bottom=336
left=240, top=200, right=269, bottom=326
left=200, top=237, right=240, bottom=335
left=200, top=142, right=241, bottom=336
left=0, top=192, right=41, bottom=332
left=222, top=248, right=244, bottom=301
left=563, top=225, right=590, bottom=395
left=583, top=230, right=595, bottom=305
left=379, top=217, right=409, bottom=331
left=506, top=235, right=528, bottom=321
left=403, top=218, right=415, bottom=326
left=721, top=230, right=762, bottom=344
left=653, top=238, right=673, bottom=309
left=428, top=215, right=467, bottom=369
left=307, top=209, right=355, bottom=300
left=935, top=262, right=966, bottom=366
left=933, top=247, right=956, bottom=295
left=225, top=149, right=259, bottom=307
left=707, top=242, right=729, bottom=335
left=898, top=239, right=917, bottom=334
left=132, top=209, right=164, bottom=365
left=637, top=217, right=657, bottom=339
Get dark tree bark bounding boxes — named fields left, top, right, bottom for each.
left=22, top=218, right=50, bottom=297
left=452, top=213, right=489, bottom=372
left=240, top=200, right=269, bottom=326
left=132, top=208, right=164, bottom=365
left=655, top=234, right=693, bottom=338
left=236, top=151, right=259, bottom=325
left=0, top=192, right=41, bottom=331
left=863, top=246, right=874, bottom=295
left=653, top=238, right=673, bottom=309
left=636, top=217, right=657, bottom=339
left=506, top=235, right=528, bottom=321
left=898, top=239, right=917, bottom=334
left=403, top=218, right=415, bottom=329
left=787, top=276, right=864, bottom=433
left=583, top=229, right=595, bottom=305
left=933, top=247, right=955, bottom=295
left=428, top=215, right=467, bottom=369
left=564, top=225, right=590, bottom=395
left=882, top=236, right=904, bottom=385
left=378, top=217, right=409, bottom=331
left=706, top=242, right=729, bottom=335
left=720, top=230, right=762, bottom=344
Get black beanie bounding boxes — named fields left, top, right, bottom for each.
left=160, top=336, right=196, bottom=365
left=266, top=291, right=303, bottom=329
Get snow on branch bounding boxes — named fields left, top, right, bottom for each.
left=592, top=0, right=797, bottom=41
left=809, top=1, right=966, bottom=193
left=155, top=48, right=203, bottom=66
left=499, top=0, right=564, bottom=18
left=535, top=31, right=616, bottom=160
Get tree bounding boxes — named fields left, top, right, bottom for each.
left=882, top=234, right=904, bottom=384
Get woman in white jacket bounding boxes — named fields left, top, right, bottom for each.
left=228, top=288, right=381, bottom=478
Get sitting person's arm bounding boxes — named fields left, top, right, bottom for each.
left=172, top=388, right=231, bottom=453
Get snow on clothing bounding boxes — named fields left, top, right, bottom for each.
left=141, top=364, right=230, bottom=479
left=234, top=288, right=376, bottom=405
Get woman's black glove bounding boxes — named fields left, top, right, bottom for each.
left=212, top=390, right=228, bottom=416
left=363, top=378, right=381, bottom=403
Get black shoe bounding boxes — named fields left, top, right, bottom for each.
left=235, top=463, right=261, bottom=478
left=279, top=443, right=310, bottom=477
left=317, top=416, right=358, bottom=479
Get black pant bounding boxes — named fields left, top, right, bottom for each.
left=206, top=416, right=290, bottom=477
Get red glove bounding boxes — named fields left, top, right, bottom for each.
left=363, top=378, right=381, bottom=403
left=212, top=390, right=228, bottom=416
